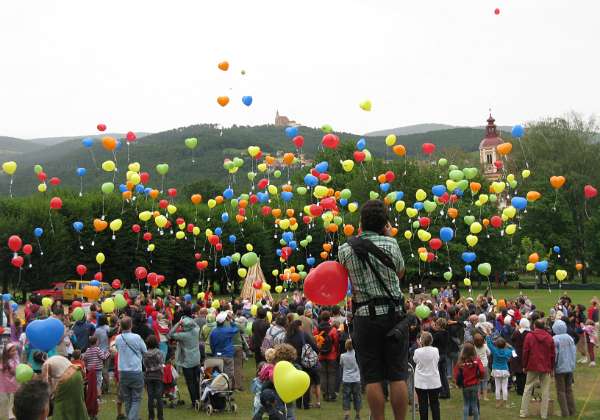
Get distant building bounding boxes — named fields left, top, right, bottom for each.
left=274, top=110, right=297, bottom=127
left=479, top=113, right=503, bottom=180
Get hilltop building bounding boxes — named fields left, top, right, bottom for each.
left=479, top=114, right=503, bottom=180
left=274, top=110, right=297, bottom=127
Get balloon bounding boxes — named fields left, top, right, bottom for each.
left=303, top=261, right=348, bottom=305
left=461, top=252, right=477, bottom=263
left=241, top=252, right=258, bottom=267
left=273, top=361, right=310, bottom=403
left=511, top=124, right=524, bottom=137
left=26, top=317, right=64, bottom=351
left=550, top=176, right=566, bottom=189
left=584, top=185, right=598, bottom=199
left=415, top=304, right=431, bottom=320
left=184, top=137, right=198, bottom=149
left=115, top=294, right=128, bottom=309
left=322, top=134, right=340, bottom=149
left=217, top=96, right=230, bottom=107
left=101, top=160, right=116, bottom=172
left=101, top=182, right=114, bottom=194
left=41, top=297, right=53, bottom=308
left=285, top=126, right=299, bottom=138
left=177, top=278, right=187, bottom=288
left=422, top=143, right=436, bottom=155
left=463, top=278, right=471, bottom=287
left=439, top=227, right=453, bottom=242
left=469, top=222, right=482, bottom=234
left=15, top=363, right=34, bottom=384
left=496, top=142, right=512, bottom=156
left=576, top=263, right=584, bottom=271
left=96, top=252, right=105, bottom=265
left=49, top=197, right=63, bottom=210
left=135, top=266, right=148, bottom=280
left=526, top=191, right=541, bottom=202
left=443, top=271, right=453, bottom=281
left=477, top=263, right=491, bottom=277
left=242, top=96, right=253, bottom=106
left=553, top=245, right=561, bottom=254
left=2, top=161, right=17, bottom=175
left=535, top=261, right=549, bottom=272
left=112, top=279, right=121, bottom=289
left=101, top=298, right=115, bottom=313
left=392, top=144, right=406, bottom=156
left=526, top=263, right=535, bottom=272
left=109, top=219, right=123, bottom=232
left=156, top=163, right=169, bottom=176
left=555, top=270, right=568, bottom=281
left=11, top=256, right=24, bottom=268
left=7, top=235, right=22, bottom=252
left=359, top=100, right=372, bottom=112
left=385, top=134, right=396, bottom=146
left=466, top=235, right=478, bottom=247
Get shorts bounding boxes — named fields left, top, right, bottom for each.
left=305, top=366, right=320, bottom=385
left=352, top=314, right=408, bottom=384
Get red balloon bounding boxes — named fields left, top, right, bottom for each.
left=419, top=217, right=430, bottom=228
left=318, top=173, right=330, bottom=182
left=140, top=172, right=150, bottom=184
left=238, top=208, right=246, bottom=216
left=281, top=247, right=292, bottom=260
left=438, top=192, right=449, bottom=204
left=584, top=185, right=597, bottom=199
left=167, top=188, right=177, bottom=197
left=320, top=197, right=337, bottom=210
left=252, top=279, right=263, bottom=289
left=11, top=256, right=24, bottom=268
left=176, top=217, right=185, bottom=225
left=494, top=8, right=500, bottom=15
left=97, top=123, right=107, bottom=132
left=112, top=279, right=121, bottom=289
left=49, top=197, right=63, bottom=210
left=194, top=253, right=202, bottom=260
left=429, top=238, right=442, bottom=251
left=209, top=235, right=220, bottom=246
left=494, top=160, right=503, bottom=170
left=71, top=301, right=82, bottom=308
left=353, top=151, right=366, bottom=163
left=426, top=252, right=435, bottom=263
left=261, top=206, right=272, bottom=217
left=302, top=215, right=311, bottom=224
left=310, top=168, right=320, bottom=177
left=490, top=215, right=503, bottom=229
left=422, top=143, right=436, bottom=155
left=22, top=244, right=33, bottom=255
left=37, top=171, right=47, bottom=182
left=292, top=135, right=304, bottom=149
left=303, top=261, right=348, bottom=305
left=257, top=178, right=269, bottom=190
left=49, top=177, right=61, bottom=186
left=157, top=274, right=165, bottom=283
left=449, top=194, right=459, bottom=203
left=7, top=235, right=22, bottom=252
left=215, top=243, right=223, bottom=252
left=131, top=224, right=141, bottom=233
left=249, top=194, right=258, bottom=205
left=126, top=131, right=137, bottom=142
left=196, top=260, right=208, bottom=271
left=309, top=204, right=324, bottom=217
left=187, top=223, right=195, bottom=233
left=147, top=272, right=157, bottom=283
left=94, top=272, right=103, bottom=281
left=385, top=171, right=395, bottom=183
left=322, top=133, right=340, bottom=149
left=143, top=232, right=152, bottom=241
left=76, top=264, right=87, bottom=276
left=135, top=266, right=148, bottom=280
left=159, top=199, right=169, bottom=209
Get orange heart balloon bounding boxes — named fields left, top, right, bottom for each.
left=526, top=191, right=541, bottom=202
left=323, top=243, right=332, bottom=252
left=343, top=224, right=355, bottom=236
left=496, top=142, right=513, bottom=156
left=393, top=145, right=406, bottom=156
left=469, top=182, right=481, bottom=194
left=217, top=96, right=230, bottom=107
left=217, top=61, right=229, bottom=71
left=93, top=219, right=108, bottom=232
left=550, top=176, right=566, bottom=189
left=191, top=194, right=202, bottom=205
left=447, top=208, right=458, bottom=219
left=102, top=136, right=117, bottom=151
left=320, top=251, right=329, bottom=260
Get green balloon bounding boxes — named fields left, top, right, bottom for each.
left=223, top=161, right=234, bottom=170
left=385, top=192, right=397, bottom=203
left=300, top=240, right=308, bottom=248
left=423, top=200, right=437, bottom=213
left=457, top=180, right=469, bottom=191
left=296, top=187, right=307, bottom=195
left=231, top=252, right=241, bottom=263
left=448, top=164, right=459, bottom=171
left=247, top=172, right=256, bottom=181
left=274, top=170, right=282, bottom=178
left=463, top=167, right=479, bottom=180
left=412, top=221, right=420, bottom=229
left=363, top=149, right=372, bottom=162
left=415, top=304, right=431, bottom=320
left=154, top=288, right=164, bottom=296
left=101, top=182, right=114, bottom=194
left=240, top=194, right=250, bottom=201
left=443, top=271, right=453, bottom=281
left=184, top=137, right=198, bottom=149
left=437, top=158, right=448, bottom=166
left=156, top=163, right=169, bottom=175
left=321, top=124, right=333, bottom=133
left=489, top=194, right=497, bottom=203
left=333, top=216, right=343, bottom=226
left=16, top=363, right=33, bottom=384
left=464, top=215, right=475, bottom=225
left=233, top=157, right=244, bottom=168
left=72, top=307, right=85, bottom=321
left=114, top=294, right=127, bottom=309
left=431, top=288, right=439, bottom=297
left=296, top=264, right=305, bottom=272
left=478, top=263, right=492, bottom=277
left=449, top=169, right=464, bottom=181
left=299, top=271, right=307, bottom=280
left=280, top=239, right=287, bottom=246
left=34, top=164, right=43, bottom=175
left=369, top=191, right=379, bottom=200
left=230, top=199, right=238, bottom=208
left=340, top=189, right=352, bottom=200
left=241, top=252, right=258, bottom=268
left=306, top=235, right=313, bottom=243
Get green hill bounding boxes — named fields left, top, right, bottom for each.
left=0, top=136, right=45, bottom=157
left=0, top=124, right=492, bottom=196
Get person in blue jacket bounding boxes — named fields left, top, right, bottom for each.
left=486, top=335, right=513, bottom=408
left=552, top=319, right=576, bottom=417
left=210, top=311, right=239, bottom=382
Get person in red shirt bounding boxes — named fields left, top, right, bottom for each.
left=519, top=318, right=555, bottom=419
left=314, top=310, right=339, bottom=402
left=453, top=342, right=484, bottom=420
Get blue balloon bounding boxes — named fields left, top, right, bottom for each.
left=453, top=188, right=464, bottom=197
left=223, top=188, right=234, bottom=199
left=511, top=124, right=525, bottom=138
left=242, top=96, right=253, bottom=106
left=281, top=191, right=293, bottom=202
left=339, top=198, right=348, bottom=207
left=72, top=221, right=84, bottom=232
left=396, top=191, right=404, bottom=200
left=276, top=249, right=282, bottom=257
left=34, top=227, right=44, bottom=238
left=119, top=184, right=128, bottom=193
left=257, top=192, right=269, bottom=203
left=10, top=302, right=17, bottom=312
left=306, top=257, right=316, bottom=266
left=220, top=257, right=231, bottom=267
left=535, top=260, right=549, bottom=273
left=346, top=281, right=352, bottom=296
left=465, top=265, right=472, bottom=273
left=414, top=202, right=424, bottom=211
left=82, top=137, right=94, bottom=148
left=282, top=232, right=294, bottom=243
left=315, top=161, right=329, bottom=173
left=461, top=252, right=477, bottom=263
left=115, top=139, right=123, bottom=151
left=511, top=197, right=527, bottom=210
left=440, top=227, right=454, bottom=242
left=90, top=280, right=100, bottom=287
left=304, top=174, right=318, bottom=187
left=184, top=294, right=192, bottom=302
left=356, top=138, right=366, bottom=151
left=76, top=167, right=87, bottom=177
left=228, top=234, right=237, bottom=244
left=214, top=227, right=223, bottom=236
left=432, top=185, right=447, bottom=197
left=380, top=183, right=390, bottom=193
left=2, top=293, right=11, bottom=302
left=288, top=241, right=297, bottom=250
left=25, top=318, right=64, bottom=351
left=135, top=184, right=145, bottom=194
left=553, top=246, right=561, bottom=253
left=144, top=187, right=152, bottom=196
left=221, top=212, right=229, bottom=223
left=284, top=126, right=298, bottom=138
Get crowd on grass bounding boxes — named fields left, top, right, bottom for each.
left=0, top=286, right=597, bottom=420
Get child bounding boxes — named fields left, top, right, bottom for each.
left=143, top=335, right=164, bottom=420
left=162, top=352, right=181, bottom=409
left=454, top=342, right=484, bottom=420
left=71, top=349, right=87, bottom=377
left=255, top=344, right=297, bottom=420
left=0, top=343, right=19, bottom=420
left=584, top=319, right=597, bottom=366
left=486, top=335, right=513, bottom=408
left=340, top=339, right=361, bottom=420
left=82, top=335, right=109, bottom=396
left=252, top=348, right=276, bottom=417
left=473, top=334, right=490, bottom=401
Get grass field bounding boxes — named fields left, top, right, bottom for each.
left=89, top=288, right=600, bottom=419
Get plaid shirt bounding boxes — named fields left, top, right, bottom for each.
left=338, top=231, right=404, bottom=317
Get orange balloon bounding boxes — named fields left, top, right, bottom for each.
left=191, top=194, right=202, bottom=205
left=93, top=218, right=108, bottom=232
left=482, top=218, right=489, bottom=227
left=290, top=273, right=301, bottom=282
left=289, top=266, right=296, bottom=273
left=153, top=210, right=160, bottom=217
left=217, top=96, right=230, bottom=107
left=149, top=189, right=159, bottom=200
left=289, top=217, right=297, bottom=225
left=323, top=243, right=332, bottom=252
left=377, top=174, right=386, bottom=184
left=390, top=227, right=398, bottom=237
left=235, top=214, right=245, bottom=224
left=327, top=224, right=339, bottom=233
left=497, top=299, right=506, bottom=309
left=496, top=142, right=513, bottom=156
left=383, top=197, right=391, bottom=206
left=447, top=208, right=458, bottom=219
left=334, top=191, right=341, bottom=199
left=286, top=209, right=295, bottom=218
left=576, top=263, right=584, bottom=271
left=528, top=253, right=540, bottom=264
left=470, top=182, right=481, bottom=194
left=83, top=285, right=101, bottom=300
left=417, top=247, right=427, bottom=254
left=281, top=184, right=293, bottom=192
left=265, top=156, right=276, bottom=165
left=126, top=181, right=134, bottom=191
left=526, top=191, right=541, bottom=202
left=271, top=208, right=282, bottom=218
left=215, top=196, right=224, bottom=204
left=122, top=191, right=132, bottom=200
left=239, top=199, right=248, bottom=208
left=283, top=153, right=295, bottom=165
left=327, top=188, right=335, bottom=197
left=102, top=136, right=117, bottom=151
left=320, top=251, right=329, bottom=260
left=550, top=176, right=566, bottom=189
left=343, top=224, right=355, bottom=236
left=217, top=61, right=229, bottom=71
left=392, top=145, right=406, bottom=156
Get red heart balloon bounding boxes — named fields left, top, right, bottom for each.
left=303, top=261, right=348, bottom=305
left=11, top=256, right=24, bottom=268
left=584, top=185, right=597, bottom=199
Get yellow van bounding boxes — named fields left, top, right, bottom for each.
left=62, top=280, right=112, bottom=302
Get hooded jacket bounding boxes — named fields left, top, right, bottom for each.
left=552, top=320, right=576, bottom=374
left=169, top=317, right=200, bottom=368
left=523, top=327, right=555, bottom=373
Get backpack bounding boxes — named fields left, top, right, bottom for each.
left=315, top=328, right=333, bottom=355
left=261, top=326, right=285, bottom=356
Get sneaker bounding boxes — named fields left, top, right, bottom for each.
left=344, top=416, right=350, bottom=420
left=590, top=361, right=596, bottom=367
left=578, top=357, right=588, bottom=364
left=116, top=416, right=127, bottom=420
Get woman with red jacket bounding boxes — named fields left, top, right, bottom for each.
left=454, top=342, right=484, bottom=420
left=314, top=311, right=339, bottom=402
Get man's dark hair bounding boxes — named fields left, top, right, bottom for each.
left=296, top=305, right=305, bottom=316
left=146, top=334, right=159, bottom=349
left=257, top=308, right=267, bottom=319
left=14, top=379, right=50, bottom=420
left=360, top=200, right=389, bottom=233
left=120, top=316, right=132, bottom=331
left=534, top=318, right=546, bottom=330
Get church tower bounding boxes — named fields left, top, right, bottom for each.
left=479, top=113, right=503, bottom=180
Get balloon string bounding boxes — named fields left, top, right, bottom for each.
left=127, top=142, right=130, bottom=163
left=89, top=150, right=98, bottom=169
left=36, top=237, right=43, bottom=255
left=79, top=178, right=83, bottom=197
left=517, top=139, right=529, bottom=168
left=585, top=201, right=591, bottom=219
left=9, top=176, right=13, bottom=198
left=48, top=210, right=55, bottom=235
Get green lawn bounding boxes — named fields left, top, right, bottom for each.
left=91, top=287, right=600, bottom=419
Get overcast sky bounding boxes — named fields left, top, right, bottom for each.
left=1, top=1, right=598, bottom=138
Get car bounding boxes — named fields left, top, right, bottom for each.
left=111, top=288, right=141, bottom=300
left=62, top=280, right=112, bottom=302
left=31, top=282, right=65, bottom=300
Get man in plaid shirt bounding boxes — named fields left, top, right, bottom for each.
left=338, top=200, right=407, bottom=420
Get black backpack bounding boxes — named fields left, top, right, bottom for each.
left=317, top=327, right=334, bottom=355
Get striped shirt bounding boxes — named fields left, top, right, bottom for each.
left=338, top=231, right=404, bottom=316
left=82, top=345, right=109, bottom=371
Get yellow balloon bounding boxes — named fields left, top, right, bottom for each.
left=257, top=163, right=268, bottom=172
left=148, top=243, right=155, bottom=252
left=404, top=230, right=413, bottom=240
left=466, top=235, right=478, bottom=247
left=507, top=174, right=515, bottom=183
left=278, top=219, right=290, bottom=230
left=503, top=206, right=517, bottom=219
left=322, top=212, right=334, bottom=223
left=197, top=292, right=206, bottom=300
left=207, top=199, right=216, bottom=209
left=175, top=231, right=185, bottom=239
left=109, top=219, right=122, bottom=232
left=167, top=204, right=177, bottom=214
left=313, top=185, right=328, bottom=199
left=129, top=173, right=141, bottom=185
left=238, top=268, right=247, bottom=278
left=341, top=160, right=354, bottom=172
left=491, top=181, right=506, bottom=194
left=463, top=278, right=471, bottom=287
left=246, top=244, right=254, bottom=251
left=526, top=262, right=535, bottom=271
left=192, top=226, right=200, bottom=236
left=268, top=185, right=278, bottom=195
left=275, top=285, right=283, bottom=294
left=101, top=160, right=116, bottom=172
left=415, top=189, right=427, bottom=201
left=522, top=169, right=531, bottom=179
left=406, top=208, right=418, bottom=218
left=385, top=134, right=397, bottom=147
left=96, top=252, right=105, bottom=265
left=419, top=252, right=428, bottom=262
left=273, top=361, right=310, bottom=403
left=417, top=229, right=431, bottom=242
left=395, top=200, right=406, bottom=212
left=505, top=224, right=517, bottom=235
left=479, top=194, right=489, bottom=204
left=470, top=222, right=482, bottom=234
left=155, top=215, right=168, bottom=228
left=348, top=202, right=358, bottom=213
left=2, top=161, right=17, bottom=175
left=101, top=298, right=115, bottom=313
left=555, top=269, right=568, bottom=281
left=38, top=183, right=47, bottom=193
left=42, top=297, right=53, bottom=308
left=177, top=278, right=187, bottom=287
left=128, top=162, right=141, bottom=172
left=139, top=211, right=152, bottom=222
left=261, top=282, right=271, bottom=292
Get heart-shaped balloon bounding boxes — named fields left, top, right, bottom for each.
left=93, top=219, right=108, bottom=232
left=26, top=317, right=64, bottom=351
left=477, top=262, right=491, bottom=276
left=369, top=191, right=379, bottom=200
left=584, top=185, right=597, bottom=199
left=2, top=161, right=17, bottom=175
left=217, top=61, right=229, bottom=71
left=217, top=96, right=230, bottom=107
left=550, top=176, right=566, bottom=189
left=555, top=269, right=568, bottom=281
left=303, top=261, right=348, bottom=305
left=185, top=137, right=198, bottom=149
left=359, top=100, right=372, bottom=112
left=156, top=163, right=169, bottom=176
left=273, top=361, right=310, bottom=403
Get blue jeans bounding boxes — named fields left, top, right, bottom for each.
left=462, top=386, right=479, bottom=420
left=119, top=371, right=144, bottom=420
left=159, top=341, right=168, bottom=362
left=342, top=382, right=362, bottom=412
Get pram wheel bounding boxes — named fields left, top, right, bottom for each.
left=206, top=404, right=213, bottom=416
left=194, top=400, right=201, bottom=412
left=230, top=402, right=237, bottom=412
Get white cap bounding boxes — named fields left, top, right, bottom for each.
left=216, top=311, right=228, bottom=324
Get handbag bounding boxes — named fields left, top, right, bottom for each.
left=300, top=333, right=318, bottom=368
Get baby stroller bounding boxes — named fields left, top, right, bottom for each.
left=198, top=358, right=237, bottom=415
